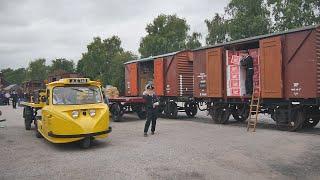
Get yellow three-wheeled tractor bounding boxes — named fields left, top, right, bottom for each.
left=21, top=78, right=112, bottom=148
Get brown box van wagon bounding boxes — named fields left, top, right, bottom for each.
left=193, top=24, right=320, bottom=131
left=124, top=50, right=197, bottom=119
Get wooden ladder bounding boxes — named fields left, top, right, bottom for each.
left=247, top=92, right=261, bottom=132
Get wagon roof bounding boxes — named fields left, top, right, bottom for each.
left=124, top=51, right=184, bottom=65
left=194, top=24, right=319, bottom=51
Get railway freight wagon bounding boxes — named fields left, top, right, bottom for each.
left=124, top=50, right=197, bottom=118
left=193, top=25, right=320, bottom=131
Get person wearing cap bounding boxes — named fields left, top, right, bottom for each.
left=143, top=83, right=159, bottom=137
left=240, top=50, right=254, bottom=96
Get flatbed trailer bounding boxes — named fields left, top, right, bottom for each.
left=108, top=96, right=146, bottom=122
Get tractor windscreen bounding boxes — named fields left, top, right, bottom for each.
left=52, top=86, right=102, bottom=105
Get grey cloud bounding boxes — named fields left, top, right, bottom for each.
left=0, top=0, right=229, bottom=69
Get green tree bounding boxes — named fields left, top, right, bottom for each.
left=186, top=32, right=202, bottom=49
left=226, top=0, right=271, bottom=40
left=267, top=0, right=320, bottom=31
left=106, top=51, right=137, bottom=93
left=205, top=13, right=228, bottom=45
left=26, top=58, right=48, bottom=81
left=139, top=14, right=190, bottom=57
left=50, top=58, right=75, bottom=73
left=1, top=68, right=27, bottom=84
left=77, top=37, right=108, bottom=81
left=77, top=36, right=136, bottom=93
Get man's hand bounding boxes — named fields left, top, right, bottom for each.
left=153, top=102, right=159, bottom=108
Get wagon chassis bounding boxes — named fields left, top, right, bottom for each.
left=199, top=97, right=320, bottom=131
left=109, top=96, right=199, bottom=121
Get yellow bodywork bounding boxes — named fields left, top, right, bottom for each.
left=25, top=78, right=111, bottom=144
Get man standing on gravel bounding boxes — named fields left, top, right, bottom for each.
left=143, top=83, right=159, bottom=137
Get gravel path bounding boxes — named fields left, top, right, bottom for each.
left=0, top=105, right=320, bottom=180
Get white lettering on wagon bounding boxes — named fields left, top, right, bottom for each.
left=291, top=83, right=302, bottom=96
left=166, top=84, right=170, bottom=93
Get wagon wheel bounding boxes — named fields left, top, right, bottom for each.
left=135, top=105, right=147, bottom=120
left=216, top=106, right=231, bottom=124
left=157, top=104, right=165, bottom=115
left=287, top=110, right=305, bottom=131
left=303, top=117, right=320, bottom=129
left=110, top=103, right=123, bottom=122
left=23, top=107, right=33, bottom=130
left=209, top=107, right=215, bottom=120
left=276, top=109, right=305, bottom=131
left=35, top=119, right=43, bottom=138
left=211, top=106, right=230, bottom=124
left=185, top=102, right=198, bottom=118
left=209, top=106, right=220, bottom=123
left=165, top=102, right=178, bottom=119
left=80, top=137, right=91, bottom=148
left=231, top=105, right=249, bottom=122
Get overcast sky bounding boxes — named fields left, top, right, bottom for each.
left=0, top=0, right=229, bottom=69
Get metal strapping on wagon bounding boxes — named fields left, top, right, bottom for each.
left=124, top=51, right=180, bottom=65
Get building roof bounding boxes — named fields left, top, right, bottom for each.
left=194, top=24, right=319, bottom=51
left=3, top=84, right=21, bottom=91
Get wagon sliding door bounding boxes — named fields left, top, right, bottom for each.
left=154, top=58, right=164, bottom=96
left=260, top=36, right=283, bottom=98
left=206, top=47, right=223, bottom=97
left=125, top=63, right=138, bottom=96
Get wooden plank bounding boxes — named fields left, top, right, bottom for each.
left=206, top=47, right=223, bottom=97
left=129, top=63, right=138, bottom=96
left=259, top=36, right=283, bottom=98
left=154, top=58, right=164, bottom=96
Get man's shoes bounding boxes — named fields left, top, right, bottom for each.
left=151, top=132, right=154, bottom=135
left=144, top=133, right=148, bottom=137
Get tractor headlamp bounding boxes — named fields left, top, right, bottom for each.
left=71, top=111, right=79, bottom=119
left=89, top=109, right=96, bottom=117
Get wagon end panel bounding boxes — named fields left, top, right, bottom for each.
left=126, top=63, right=138, bottom=96
left=206, top=48, right=223, bottom=97
left=283, top=29, right=318, bottom=99
left=164, top=56, right=177, bottom=96
left=154, top=58, right=164, bottom=96
left=125, top=64, right=130, bottom=96
left=177, top=52, right=194, bottom=97
left=193, top=50, right=207, bottom=98
left=317, top=26, right=320, bottom=97
left=259, top=36, right=283, bottom=98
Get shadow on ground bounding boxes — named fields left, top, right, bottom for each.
left=115, top=112, right=320, bottom=135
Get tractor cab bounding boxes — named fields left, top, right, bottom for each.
left=21, top=78, right=111, bottom=148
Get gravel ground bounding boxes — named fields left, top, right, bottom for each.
left=0, top=105, right=320, bottom=180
